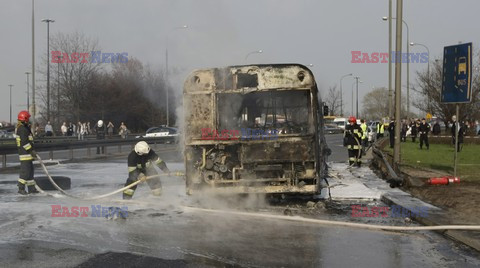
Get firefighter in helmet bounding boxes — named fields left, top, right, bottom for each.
left=344, top=116, right=363, bottom=167
left=15, top=110, right=39, bottom=194
left=123, top=141, right=170, bottom=199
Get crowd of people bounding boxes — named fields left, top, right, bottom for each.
left=47, top=120, right=129, bottom=139
left=344, top=116, right=477, bottom=167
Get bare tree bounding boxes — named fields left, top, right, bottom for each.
left=324, top=85, right=341, bottom=116
left=362, top=87, right=409, bottom=120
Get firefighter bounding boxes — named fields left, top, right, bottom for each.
left=360, top=119, right=368, bottom=155
left=418, top=118, right=430, bottom=150
left=123, top=141, right=170, bottom=199
left=344, top=116, right=363, bottom=167
left=95, top=120, right=106, bottom=154
left=15, top=110, right=39, bottom=195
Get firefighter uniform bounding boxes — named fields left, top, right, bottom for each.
left=15, top=115, right=38, bottom=194
left=376, top=122, right=385, bottom=139
left=123, top=148, right=170, bottom=199
left=344, top=122, right=363, bottom=167
left=360, top=121, right=368, bottom=154
left=418, top=119, right=430, bottom=149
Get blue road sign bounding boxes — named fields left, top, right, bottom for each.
left=441, top=43, right=472, bottom=103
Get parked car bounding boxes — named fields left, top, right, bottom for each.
left=0, top=130, right=15, bottom=139
left=136, top=126, right=179, bottom=143
left=324, top=124, right=343, bottom=134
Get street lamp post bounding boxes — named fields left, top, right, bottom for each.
left=42, top=18, right=55, bottom=122
left=245, top=50, right=263, bottom=61
left=351, top=80, right=362, bottom=116
left=165, top=25, right=188, bottom=127
left=410, top=42, right=430, bottom=112
left=339, top=73, right=353, bottom=116
left=383, top=16, right=410, bottom=117
left=25, top=72, right=31, bottom=111
left=8, top=84, right=14, bottom=125
left=31, top=0, right=36, bottom=131
left=353, top=77, right=362, bottom=118
left=57, top=55, right=62, bottom=129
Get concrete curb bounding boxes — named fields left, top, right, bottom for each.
left=380, top=192, right=480, bottom=252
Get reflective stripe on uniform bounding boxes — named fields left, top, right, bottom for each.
left=26, top=180, right=36, bottom=186
left=348, top=145, right=362, bottom=149
left=137, top=164, right=142, bottom=169
left=28, top=136, right=33, bottom=141
left=155, top=158, right=163, bottom=165
left=16, top=137, right=21, bottom=147
left=18, top=178, right=27, bottom=185
left=128, top=166, right=137, bottom=172
left=349, top=157, right=356, bottom=161
left=123, top=189, right=134, bottom=196
left=19, top=154, right=33, bottom=161
left=23, top=143, right=32, bottom=150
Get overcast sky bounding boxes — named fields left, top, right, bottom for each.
left=1, top=0, right=479, bottom=122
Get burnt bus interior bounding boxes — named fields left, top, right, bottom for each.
left=183, top=65, right=327, bottom=194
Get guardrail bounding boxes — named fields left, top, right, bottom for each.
left=0, top=136, right=177, bottom=169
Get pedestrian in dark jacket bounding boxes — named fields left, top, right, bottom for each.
left=400, top=119, right=407, bottom=142
left=388, top=119, right=395, bottom=148
left=418, top=118, right=430, bottom=149
left=410, top=120, right=418, bottom=142
left=451, top=116, right=465, bottom=152
left=432, top=120, right=441, bottom=135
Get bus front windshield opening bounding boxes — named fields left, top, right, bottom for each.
left=218, top=90, right=313, bottom=135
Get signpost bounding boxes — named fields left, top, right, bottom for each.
left=441, top=42, right=472, bottom=178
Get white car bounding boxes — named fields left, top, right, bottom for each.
left=137, top=126, right=179, bottom=138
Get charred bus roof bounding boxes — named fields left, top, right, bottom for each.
left=184, top=64, right=317, bottom=93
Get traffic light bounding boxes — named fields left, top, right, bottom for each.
left=323, top=105, right=329, bottom=116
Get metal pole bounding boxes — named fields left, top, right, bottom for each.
left=355, top=76, right=359, bottom=118
left=454, top=104, right=459, bottom=177
left=393, top=0, right=403, bottom=166
left=165, top=46, right=169, bottom=127
left=351, top=82, right=355, bottom=115
left=57, top=56, right=62, bottom=129
left=25, top=72, right=30, bottom=110
left=42, top=19, right=55, bottom=122
left=47, top=21, right=50, bottom=121
left=340, top=73, right=352, bottom=116
left=405, top=21, right=410, bottom=118
left=31, top=0, right=36, bottom=131
left=388, top=0, right=393, bottom=119
left=8, top=85, right=14, bottom=124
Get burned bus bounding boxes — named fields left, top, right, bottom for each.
left=183, top=64, right=329, bottom=195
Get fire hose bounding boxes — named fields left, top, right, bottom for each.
left=35, top=154, right=184, bottom=200
left=183, top=206, right=480, bottom=232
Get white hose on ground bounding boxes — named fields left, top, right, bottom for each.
left=183, top=206, right=480, bottom=231
left=35, top=153, right=184, bottom=200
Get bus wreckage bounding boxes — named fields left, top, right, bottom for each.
left=183, top=64, right=330, bottom=195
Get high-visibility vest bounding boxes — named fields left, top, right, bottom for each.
left=377, top=123, right=384, bottom=134
left=360, top=123, right=367, bottom=139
